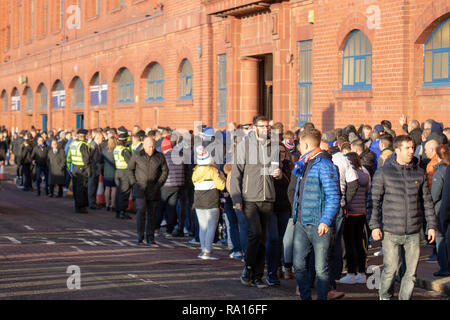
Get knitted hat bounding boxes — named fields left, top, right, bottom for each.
left=196, top=146, right=212, bottom=165
left=161, top=137, right=173, bottom=152
left=374, top=124, right=385, bottom=133
left=348, top=132, right=360, bottom=144
left=282, top=139, right=295, bottom=151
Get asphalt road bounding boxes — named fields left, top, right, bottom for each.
left=0, top=166, right=448, bottom=301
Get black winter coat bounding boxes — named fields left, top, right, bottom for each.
left=20, top=144, right=33, bottom=165
left=368, top=155, right=437, bottom=235
left=128, top=150, right=169, bottom=200
left=47, top=148, right=66, bottom=186
left=31, top=145, right=49, bottom=167
left=360, top=149, right=376, bottom=177
left=439, top=165, right=450, bottom=232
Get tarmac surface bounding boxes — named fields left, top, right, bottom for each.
left=0, top=165, right=448, bottom=301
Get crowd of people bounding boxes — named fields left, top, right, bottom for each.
left=0, top=114, right=449, bottom=300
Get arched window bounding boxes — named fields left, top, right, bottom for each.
left=24, top=87, right=33, bottom=111
left=72, top=77, right=85, bottom=107
left=180, top=59, right=193, bottom=99
left=145, top=63, right=164, bottom=102
left=11, top=88, right=20, bottom=111
left=342, top=30, right=372, bottom=90
left=90, top=72, right=108, bottom=106
left=424, top=19, right=450, bottom=86
left=1, top=90, right=8, bottom=112
left=52, top=80, right=65, bottom=109
left=38, top=83, right=48, bottom=109
left=116, top=68, right=134, bottom=104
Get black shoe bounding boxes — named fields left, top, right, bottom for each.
left=433, top=271, right=450, bottom=277
left=265, top=274, right=281, bottom=286
left=145, top=235, right=155, bottom=245
left=89, top=206, right=98, bottom=210
left=137, top=236, right=144, bottom=244
left=75, top=208, right=88, bottom=214
left=106, top=206, right=111, bottom=212
left=172, top=229, right=184, bottom=237
left=240, top=266, right=252, bottom=286
left=252, top=278, right=269, bottom=289
left=115, top=211, right=121, bottom=219
left=120, top=211, right=132, bottom=220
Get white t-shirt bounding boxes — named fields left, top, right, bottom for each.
left=332, top=152, right=359, bottom=207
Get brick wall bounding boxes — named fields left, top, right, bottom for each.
left=0, top=0, right=449, bottom=134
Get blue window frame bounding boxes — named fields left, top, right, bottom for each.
left=423, top=19, right=450, bottom=87
left=90, top=73, right=107, bottom=106
left=25, top=87, right=33, bottom=111
left=39, top=84, right=48, bottom=110
left=145, top=63, right=164, bottom=102
left=72, top=77, right=85, bottom=107
left=116, top=68, right=134, bottom=104
left=218, top=54, right=227, bottom=127
left=342, top=30, right=372, bottom=90
left=298, top=40, right=312, bottom=126
left=180, top=59, right=193, bottom=100
left=11, top=88, right=20, bottom=111
left=2, top=91, right=8, bottom=112
left=52, top=81, right=65, bottom=109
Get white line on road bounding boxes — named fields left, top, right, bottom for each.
left=2, top=236, right=21, bottom=244
left=24, top=225, right=34, bottom=231
left=70, top=246, right=84, bottom=252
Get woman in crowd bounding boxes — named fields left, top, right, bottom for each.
left=192, top=146, right=226, bottom=260
left=102, top=133, right=118, bottom=212
left=431, top=144, right=450, bottom=277
left=339, top=152, right=371, bottom=284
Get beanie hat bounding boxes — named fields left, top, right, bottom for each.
left=161, top=137, right=173, bottom=152
left=348, top=132, right=360, bottom=144
left=282, top=139, right=295, bottom=152
left=431, top=121, right=443, bottom=134
left=196, top=145, right=212, bottom=165
left=374, top=124, right=385, bottom=133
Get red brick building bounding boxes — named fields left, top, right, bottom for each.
left=0, top=0, right=449, bottom=133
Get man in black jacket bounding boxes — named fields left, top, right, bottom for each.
left=368, top=135, right=437, bottom=300
left=128, top=137, right=168, bottom=245
left=439, top=165, right=450, bottom=265
left=351, top=139, right=376, bottom=177
left=31, top=136, right=49, bottom=196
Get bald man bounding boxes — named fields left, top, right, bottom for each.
left=425, top=139, right=439, bottom=189
left=128, top=137, right=169, bottom=245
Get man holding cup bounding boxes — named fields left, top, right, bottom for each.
left=230, top=115, right=281, bottom=289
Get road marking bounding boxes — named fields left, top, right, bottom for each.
left=70, top=246, right=84, bottom=252
left=2, top=236, right=21, bottom=244
left=154, top=241, right=174, bottom=249
left=24, top=225, right=34, bottom=231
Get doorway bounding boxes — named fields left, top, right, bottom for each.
left=256, top=54, right=273, bottom=120
left=76, top=113, right=84, bottom=129
left=42, top=114, right=48, bottom=131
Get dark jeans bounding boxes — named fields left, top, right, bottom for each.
left=22, top=164, right=32, bottom=190
left=243, top=201, right=273, bottom=279
left=224, top=196, right=242, bottom=253
left=88, top=174, right=100, bottom=207
left=266, top=210, right=291, bottom=278
left=293, top=223, right=331, bottom=300
left=136, top=198, right=159, bottom=241
left=436, top=229, right=449, bottom=274
left=343, top=215, right=367, bottom=274
left=156, top=186, right=181, bottom=233
left=35, top=165, right=49, bottom=194
left=329, top=208, right=345, bottom=289
left=235, top=208, right=248, bottom=254
left=65, top=168, right=71, bottom=189
left=175, top=186, right=187, bottom=233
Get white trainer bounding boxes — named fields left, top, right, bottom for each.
left=339, top=273, right=357, bottom=284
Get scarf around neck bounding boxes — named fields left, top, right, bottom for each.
left=292, top=147, right=322, bottom=177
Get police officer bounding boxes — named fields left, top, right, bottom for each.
left=114, top=133, right=133, bottom=219
left=66, top=129, right=91, bottom=214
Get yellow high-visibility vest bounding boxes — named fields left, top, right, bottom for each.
left=113, top=145, right=128, bottom=170
left=67, top=140, right=89, bottom=167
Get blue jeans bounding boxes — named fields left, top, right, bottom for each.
left=329, top=208, right=344, bottom=289
left=293, top=223, right=331, bottom=300
left=436, top=229, right=449, bottom=274
left=380, top=232, right=420, bottom=300
left=224, top=196, right=241, bottom=253
left=266, top=210, right=291, bottom=278
left=35, top=165, right=49, bottom=194
left=235, top=208, right=248, bottom=255
left=283, top=218, right=295, bottom=267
